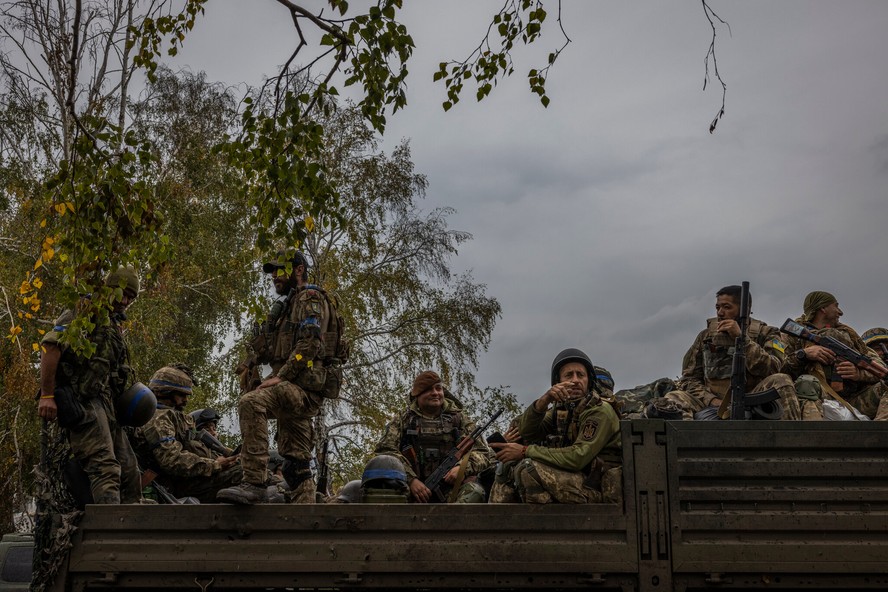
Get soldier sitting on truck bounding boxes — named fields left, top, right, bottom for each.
left=781, top=291, right=888, bottom=420
left=372, top=370, right=492, bottom=503
left=489, top=348, right=622, bottom=504
left=130, top=366, right=242, bottom=503
left=662, top=285, right=803, bottom=420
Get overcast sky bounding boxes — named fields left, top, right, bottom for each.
left=173, top=1, right=888, bottom=405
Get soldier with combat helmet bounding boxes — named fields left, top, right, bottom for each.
left=781, top=291, right=888, bottom=420
left=490, top=348, right=622, bottom=504
left=131, top=366, right=241, bottom=503
left=36, top=267, right=146, bottom=504
left=218, top=251, right=348, bottom=504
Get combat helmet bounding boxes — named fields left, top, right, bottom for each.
left=149, top=366, right=193, bottom=398
left=361, top=455, right=408, bottom=503
left=862, top=328, right=888, bottom=347
left=551, top=348, right=596, bottom=388
left=116, top=382, right=156, bottom=427
left=190, top=408, right=222, bottom=430
left=335, top=480, right=364, bottom=503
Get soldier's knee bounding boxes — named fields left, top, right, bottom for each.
left=456, top=482, right=486, bottom=503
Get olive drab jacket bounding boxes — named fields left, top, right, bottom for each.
left=679, top=317, right=786, bottom=406
left=518, top=391, right=622, bottom=473
left=373, top=395, right=492, bottom=483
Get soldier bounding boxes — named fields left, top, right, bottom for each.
left=489, top=349, right=622, bottom=504
left=218, top=251, right=347, bottom=504
left=372, top=371, right=492, bottom=503
left=36, top=267, right=143, bottom=504
left=131, top=366, right=241, bottom=503
left=862, top=328, right=888, bottom=365
left=190, top=408, right=222, bottom=439
left=782, top=292, right=887, bottom=420
left=663, top=285, right=804, bottom=420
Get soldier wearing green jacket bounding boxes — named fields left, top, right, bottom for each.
left=490, top=349, right=622, bottom=504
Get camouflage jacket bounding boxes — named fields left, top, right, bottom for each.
left=132, top=406, right=219, bottom=478
left=781, top=320, right=882, bottom=392
left=42, top=309, right=131, bottom=403
left=519, top=391, right=622, bottom=473
left=373, top=396, right=492, bottom=482
left=261, top=285, right=332, bottom=392
left=679, top=317, right=785, bottom=405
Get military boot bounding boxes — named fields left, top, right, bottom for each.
left=217, top=482, right=268, bottom=505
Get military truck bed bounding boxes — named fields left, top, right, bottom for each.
left=55, top=420, right=888, bottom=592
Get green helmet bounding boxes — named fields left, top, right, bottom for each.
left=794, top=375, right=822, bottom=402
left=115, top=382, right=156, bottom=427
left=362, top=455, right=407, bottom=490
left=335, top=480, right=364, bottom=503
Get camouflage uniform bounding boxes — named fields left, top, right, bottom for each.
left=666, top=317, right=801, bottom=420
left=237, top=284, right=336, bottom=498
left=509, top=388, right=622, bottom=504
left=131, top=406, right=241, bottom=503
left=42, top=309, right=141, bottom=504
left=373, top=395, right=492, bottom=503
left=782, top=321, right=888, bottom=420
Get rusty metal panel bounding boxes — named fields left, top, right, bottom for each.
left=667, top=421, right=888, bottom=582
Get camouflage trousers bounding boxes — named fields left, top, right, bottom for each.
left=665, top=374, right=804, bottom=420
left=238, top=380, right=320, bottom=494
left=68, top=396, right=141, bottom=504
left=496, top=458, right=622, bottom=505
left=841, top=383, right=888, bottom=420
left=166, top=464, right=243, bottom=503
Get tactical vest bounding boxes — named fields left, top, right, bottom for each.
left=57, top=317, right=131, bottom=402
left=401, top=410, right=463, bottom=480
left=702, top=318, right=767, bottom=392
left=547, top=392, right=604, bottom=448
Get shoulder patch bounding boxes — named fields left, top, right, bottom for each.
left=766, top=338, right=786, bottom=354
left=581, top=418, right=600, bottom=441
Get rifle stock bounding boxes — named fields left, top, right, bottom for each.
left=423, top=408, right=504, bottom=503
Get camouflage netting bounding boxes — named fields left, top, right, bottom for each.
left=31, top=422, right=82, bottom=592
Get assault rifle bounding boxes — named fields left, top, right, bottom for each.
left=424, top=407, right=504, bottom=503
left=780, top=319, right=888, bottom=383
left=316, top=438, right=331, bottom=497
left=196, top=429, right=239, bottom=457
left=726, top=281, right=782, bottom=420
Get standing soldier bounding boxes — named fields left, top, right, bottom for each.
left=36, top=267, right=144, bottom=504
left=781, top=292, right=887, bottom=420
left=490, top=349, right=622, bottom=504
left=218, top=251, right=347, bottom=504
left=372, top=371, right=492, bottom=503
left=131, top=366, right=241, bottom=502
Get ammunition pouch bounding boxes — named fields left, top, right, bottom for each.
left=320, top=364, right=342, bottom=399
left=294, top=364, right=327, bottom=393
left=281, top=457, right=313, bottom=490
left=79, top=356, right=110, bottom=399
left=52, top=385, right=88, bottom=430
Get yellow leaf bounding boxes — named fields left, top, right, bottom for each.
left=65, top=202, right=75, bottom=213
left=60, top=253, right=68, bottom=262
left=9, top=325, right=22, bottom=337
left=43, top=236, right=55, bottom=246
left=43, top=247, right=55, bottom=260
left=37, top=329, right=45, bottom=335
left=19, top=281, right=31, bottom=294
left=30, top=304, right=39, bottom=312
left=34, top=257, right=43, bottom=270
left=33, top=277, right=43, bottom=289
left=294, top=354, right=303, bottom=361
left=25, top=312, right=33, bottom=319
left=32, top=343, right=39, bottom=352
left=40, top=218, right=47, bottom=228
left=54, top=203, right=66, bottom=215
left=305, top=216, right=315, bottom=232
left=307, top=360, right=313, bottom=368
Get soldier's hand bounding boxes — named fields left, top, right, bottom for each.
left=409, top=477, right=431, bottom=503
left=38, top=396, right=58, bottom=422
left=504, top=426, right=521, bottom=443
left=804, top=345, right=836, bottom=365
left=217, top=455, right=239, bottom=470
left=490, top=442, right=526, bottom=463
left=443, top=465, right=460, bottom=484
left=835, top=361, right=861, bottom=381
left=258, top=375, right=282, bottom=389
left=716, top=319, right=741, bottom=339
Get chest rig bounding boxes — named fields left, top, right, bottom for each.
left=702, top=317, right=767, bottom=382
left=401, top=410, right=463, bottom=479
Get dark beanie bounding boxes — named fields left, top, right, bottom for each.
left=411, top=370, right=441, bottom=397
